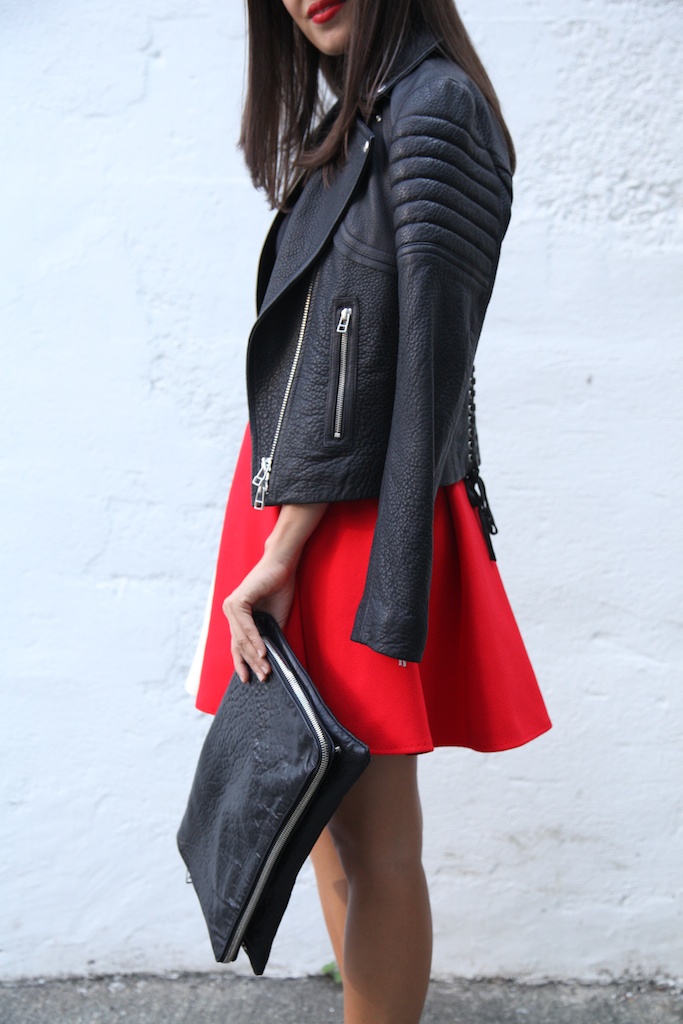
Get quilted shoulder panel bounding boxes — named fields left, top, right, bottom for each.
left=389, top=75, right=509, bottom=285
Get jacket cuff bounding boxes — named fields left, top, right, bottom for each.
left=351, top=598, right=426, bottom=664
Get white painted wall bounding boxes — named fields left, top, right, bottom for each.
left=1, top=0, right=681, bottom=983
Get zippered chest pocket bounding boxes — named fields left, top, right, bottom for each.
left=325, top=297, right=358, bottom=446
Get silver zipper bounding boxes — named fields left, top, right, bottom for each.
left=223, top=637, right=332, bottom=962
left=253, top=277, right=316, bottom=509
left=333, top=307, right=352, bottom=439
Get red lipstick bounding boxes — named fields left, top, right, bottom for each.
left=308, top=0, right=347, bottom=24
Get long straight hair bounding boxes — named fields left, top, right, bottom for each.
left=240, top=0, right=516, bottom=208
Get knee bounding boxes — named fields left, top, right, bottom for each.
left=328, top=816, right=423, bottom=887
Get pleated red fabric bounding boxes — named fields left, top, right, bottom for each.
left=195, top=426, right=551, bottom=754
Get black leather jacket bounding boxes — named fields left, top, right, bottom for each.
left=246, top=30, right=513, bottom=662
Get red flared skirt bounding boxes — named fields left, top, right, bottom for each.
left=194, top=427, right=551, bottom=754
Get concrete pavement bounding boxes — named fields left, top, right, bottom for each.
left=1, top=974, right=681, bottom=1024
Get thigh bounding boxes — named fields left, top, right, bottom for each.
left=328, top=755, right=424, bottom=869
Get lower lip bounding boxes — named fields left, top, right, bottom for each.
left=311, top=3, right=345, bottom=24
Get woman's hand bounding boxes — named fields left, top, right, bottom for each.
left=222, top=550, right=297, bottom=683
left=222, top=502, right=328, bottom=683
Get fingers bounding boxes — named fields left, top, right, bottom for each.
left=222, top=593, right=271, bottom=684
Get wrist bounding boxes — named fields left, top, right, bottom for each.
left=263, top=502, right=329, bottom=568
left=263, top=530, right=303, bottom=571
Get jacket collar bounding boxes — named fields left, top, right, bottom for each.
left=255, top=119, right=374, bottom=321
left=253, top=29, right=441, bottom=320
left=375, top=27, right=442, bottom=98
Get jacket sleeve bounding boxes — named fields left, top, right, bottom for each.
left=350, top=76, right=509, bottom=661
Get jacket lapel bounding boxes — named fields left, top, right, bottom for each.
left=374, top=29, right=441, bottom=98
left=255, top=210, right=286, bottom=313
left=253, top=29, right=440, bottom=319
left=255, top=120, right=374, bottom=321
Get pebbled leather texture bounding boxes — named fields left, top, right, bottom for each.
left=246, top=31, right=513, bottom=663
left=177, top=612, right=370, bottom=975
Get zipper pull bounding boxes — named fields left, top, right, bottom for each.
left=336, top=307, right=352, bottom=333
left=252, top=456, right=272, bottom=510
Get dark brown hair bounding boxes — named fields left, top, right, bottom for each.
left=240, top=0, right=516, bottom=208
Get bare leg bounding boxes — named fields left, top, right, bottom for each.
left=327, top=755, right=432, bottom=1024
left=310, top=828, right=348, bottom=975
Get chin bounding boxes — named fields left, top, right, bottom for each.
left=305, top=28, right=349, bottom=56
left=319, top=39, right=348, bottom=57
left=302, top=4, right=351, bottom=56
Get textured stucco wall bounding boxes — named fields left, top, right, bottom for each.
left=1, top=0, right=681, bottom=983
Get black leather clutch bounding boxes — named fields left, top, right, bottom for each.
left=177, top=610, right=370, bottom=975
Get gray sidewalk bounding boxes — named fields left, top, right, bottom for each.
left=1, top=974, right=681, bottom=1024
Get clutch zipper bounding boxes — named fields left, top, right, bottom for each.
left=223, top=637, right=333, bottom=963
left=252, top=276, right=316, bottom=509
left=333, top=306, right=352, bottom=439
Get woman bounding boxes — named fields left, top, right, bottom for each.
left=189, top=1, right=551, bottom=1021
